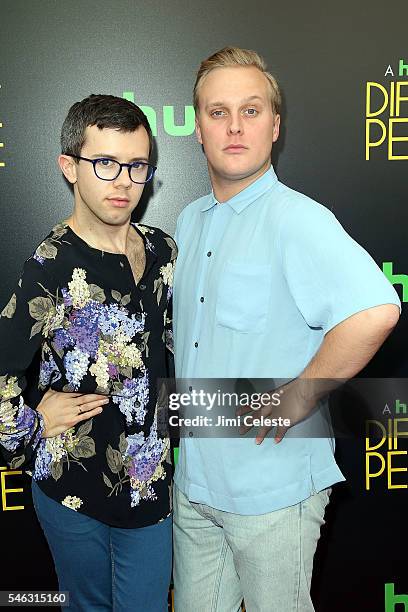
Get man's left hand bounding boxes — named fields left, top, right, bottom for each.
left=236, top=380, right=318, bottom=444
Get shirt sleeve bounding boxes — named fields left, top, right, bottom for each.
left=279, top=198, right=401, bottom=333
left=164, top=235, right=177, bottom=355
left=0, top=257, right=55, bottom=468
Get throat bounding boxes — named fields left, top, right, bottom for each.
left=67, top=215, right=131, bottom=254
left=125, top=229, right=146, bottom=284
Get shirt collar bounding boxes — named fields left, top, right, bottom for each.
left=200, top=166, right=278, bottom=214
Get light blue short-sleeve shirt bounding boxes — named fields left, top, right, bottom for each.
left=173, top=166, right=400, bottom=514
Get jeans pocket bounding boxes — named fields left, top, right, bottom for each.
left=301, top=488, right=331, bottom=527
left=216, top=261, right=272, bottom=333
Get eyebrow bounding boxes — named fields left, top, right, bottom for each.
left=205, top=95, right=265, bottom=110
left=90, top=153, right=149, bottom=163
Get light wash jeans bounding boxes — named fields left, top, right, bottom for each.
left=173, top=485, right=331, bottom=612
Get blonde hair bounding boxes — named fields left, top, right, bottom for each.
left=193, top=46, right=281, bottom=115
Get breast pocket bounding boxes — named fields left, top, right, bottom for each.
left=216, top=262, right=272, bottom=333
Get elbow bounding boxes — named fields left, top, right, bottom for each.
left=382, top=303, right=400, bottom=331
left=366, top=303, right=400, bottom=333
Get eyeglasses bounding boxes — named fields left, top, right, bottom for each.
left=67, top=154, right=156, bottom=184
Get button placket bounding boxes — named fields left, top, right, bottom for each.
left=187, top=206, right=222, bottom=374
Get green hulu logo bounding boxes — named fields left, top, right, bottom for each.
left=123, top=92, right=195, bottom=137
left=385, top=583, right=408, bottom=611
left=383, top=262, right=408, bottom=302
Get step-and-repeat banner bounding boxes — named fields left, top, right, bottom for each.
left=0, top=1, right=407, bottom=610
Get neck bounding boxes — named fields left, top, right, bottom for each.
left=67, top=205, right=133, bottom=255
left=210, top=162, right=271, bottom=203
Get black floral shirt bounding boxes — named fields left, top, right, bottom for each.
left=0, top=221, right=176, bottom=527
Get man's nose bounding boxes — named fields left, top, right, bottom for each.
left=113, top=165, right=132, bottom=188
left=228, top=112, right=243, bottom=135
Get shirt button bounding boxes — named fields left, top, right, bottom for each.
left=194, top=342, right=198, bottom=348
left=200, top=296, right=204, bottom=303
left=139, top=284, right=146, bottom=290
left=188, top=386, right=193, bottom=392
left=189, top=431, right=194, bottom=437
left=207, top=251, right=212, bottom=257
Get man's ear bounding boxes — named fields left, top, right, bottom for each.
left=58, top=155, right=78, bottom=184
left=272, top=114, right=280, bottom=143
left=195, top=115, right=203, bottom=145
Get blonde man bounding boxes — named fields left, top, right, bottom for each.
left=172, top=47, right=400, bottom=611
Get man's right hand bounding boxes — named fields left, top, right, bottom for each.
left=37, top=389, right=109, bottom=438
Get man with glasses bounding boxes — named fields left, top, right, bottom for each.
left=0, top=94, right=175, bottom=610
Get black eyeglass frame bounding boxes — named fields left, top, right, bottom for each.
left=67, top=154, right=157, bottom=184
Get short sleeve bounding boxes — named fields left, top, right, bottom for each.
left=279, top=199, right=401, bottom=333
left=0, top=257, right=55, bottom=467
left=162, top=233, right=177, bottom=355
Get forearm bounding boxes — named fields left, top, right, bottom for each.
left=248, top=306, right=399, bottom=444
left=298, top=304, right=400, bottom=399
left=0, top=258, right=55, bottom=465
left=0, top=391, right=45, bottom=468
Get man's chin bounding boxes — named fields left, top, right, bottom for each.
left=212, top=163, right=270, bottom=183
left=97, top=211, right=133, bottom=228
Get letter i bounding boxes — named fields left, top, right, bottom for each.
left=387, top=418, right=394, bottom=450
left=390, top=82, right=395, bottom=117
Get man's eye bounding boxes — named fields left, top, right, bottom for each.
left=211, top=110, right=225, bottom=117
left=131, top=162, right=146, bottom=173
left=244, top=108, right=258, bottom=116
left=98, top=159, right=115, bottom=167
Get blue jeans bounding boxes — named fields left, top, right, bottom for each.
left=32, top=480, right=172, bottom=612
left=173, top=484, right=331, bottom=612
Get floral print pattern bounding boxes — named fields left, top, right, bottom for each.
left=62, top=495, right=83, bottom=511
left=0, top=221, right=176, bottom=527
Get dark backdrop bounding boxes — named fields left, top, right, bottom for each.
left=1, top=2, right=407, bottom=610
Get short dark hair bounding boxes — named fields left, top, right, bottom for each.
left=61, top=94, right=153, bottom=159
